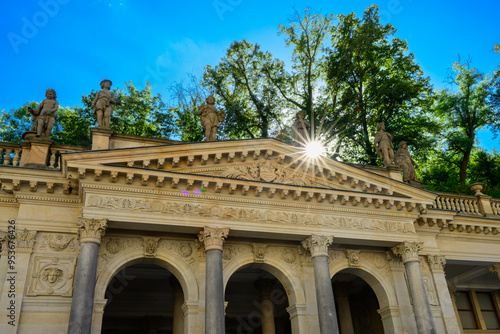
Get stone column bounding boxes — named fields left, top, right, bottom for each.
left=302, top=235, right=339, bottom=334
left=392, top=242, right=436, bottom=334
left=255, top=279, right=276, bottom=334
left=198, top=227, right=229, bottom=334
left=68, top=218, right=107, bottom=334
left=334, top=283, right=354, bottom=334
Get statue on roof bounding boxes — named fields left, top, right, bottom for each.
left=291, top=110, right=310, bottom=144
left=91, top=79, right=121, bottom=128
left=374, top=122, right=394, bottom=168
left=199, top=95, right=225, bottom=141
left=395, top=141, right=419, bottom=183
left=28, top=88, right=58, bottom=138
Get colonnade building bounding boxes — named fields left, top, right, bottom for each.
left=1, top=129, right=500, bottom=334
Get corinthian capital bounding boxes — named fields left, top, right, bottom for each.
left=77, top=218, right=107, bottom=244
left=489, top=263, right=500, bottom=281
left=427, top=255, right=446, bottom=272
left=391, top=241, right=423, bottom=263
left=302, top=235, right=333, bottom=258
left=16, top=229, right=37, bottom=252
left=198, top=226, right=229, bottom=251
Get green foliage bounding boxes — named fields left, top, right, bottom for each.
left=202, top=40, right=287, bottom=139
left=325, top=5, right=434, bottom=165
left=0, top=102, right=38, bottom=143
left=419, top=148, right=500, bottom=198
left=431, top=60, right=499, bottom=184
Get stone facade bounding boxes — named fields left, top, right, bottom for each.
left=0, top=134, right=500, bottom=333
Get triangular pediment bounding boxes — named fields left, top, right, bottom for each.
left=61, top=138, right=437, bottom=203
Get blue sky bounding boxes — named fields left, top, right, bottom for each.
left=1, top=0, right=499, bottom=149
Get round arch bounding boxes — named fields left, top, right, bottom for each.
left=330, top=261, right=397, bottom=309
left=94, top=247, right=199, bottom=303
left=222, top=253, right=306, bottom=305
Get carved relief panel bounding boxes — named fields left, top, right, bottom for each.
left=27, top=255, right=76, bottom=297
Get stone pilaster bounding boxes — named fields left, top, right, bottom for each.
left=198, top=227, right=229, bottom=334
left=392, top=242, right=436, bottom=334
left=0, top=229, right=36, bottom=331
left=0, top=232, right=9, bottom=299
left=68, top=218, right=107, bottom=334
left=426, top=255, right=461, bottom=334
left=302, top=235, right=339, bottom=334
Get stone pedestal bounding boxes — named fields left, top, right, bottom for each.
left=68, top=218, right=107, bottom=334
left=198, top=227, right=229, bottom=334
left=302, top=235, right=339, bottom=334
left=392, top=242, right=436, bottom=334
left=91, top=127, right=114, bottom=150
left=20, top=136, right=52, bottom=167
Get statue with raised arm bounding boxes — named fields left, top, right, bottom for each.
left=395, top=141, right=419, bottom=183
left=291, top=110, right=310, bottom=144
left=199, top=95, right=225, bottom=141
left=91, top=79, right=120, bottom=128
left=28, top=88, right=58, bottom=138
left=374, top=122, right=394, bottom=168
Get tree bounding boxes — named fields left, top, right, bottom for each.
left=432, top=59, right=500, bottom=184
left=202, top=40, right=286, bottom=139
left=325, top=5, right=434, bottom=165
left=0, top=102, right=39, bottom=143
left=169, top=74, right=205, bottom=142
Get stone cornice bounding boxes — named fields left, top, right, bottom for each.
left=302, top=235, right=333, bottom=258
left=198, top=226, right=229, bottom=251
left=391, top=241, right=423, bottom=263
left=76, top=217, right=107, bottom=244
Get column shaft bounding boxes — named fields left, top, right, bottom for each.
left=404, top=260, right=436, bottom=334
left=312, top=255, right=339, bottom=334
left=261, top=293, right=276, bottom=334
left=205, top=249, right=225, bottom=334
left=173, top=283, right=184, bottom=334
left=68, top=242, right=99, bottom=334
left=334, top=285, right=354, bottom=334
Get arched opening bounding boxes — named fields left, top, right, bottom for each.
left=101, top=263, right=184, bottom=334
left=332, top=271, right=384, bottom=334
left=225, top=264, right=292, bottom=334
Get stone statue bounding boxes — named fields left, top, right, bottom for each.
left=291, top=110, right=310, bottom=143
left=199, top=95, right=225, bottom=141
left=374, top=122, right=394, bottom=168
left=28, top=88, right=58, bottom=138
left=91, top=79, right=120, bottom=128
left=395, top=141, right=419, bottom=183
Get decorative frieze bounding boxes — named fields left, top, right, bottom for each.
left=86, top=194, right=415, bottom=233
left=76, top=217, right=107, bottom=244
left=391, top=241, right=423, bottom=263
left=302, top=235, right=333, bottom=258
left=27, top=255, right=76, bottom=297
left=37, top=233, right=77, bottom=254
left=427, top=255, right=446, bottom=272
left=198, top=227, right=229, bottom=251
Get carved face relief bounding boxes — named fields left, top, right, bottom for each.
left=42, top=267, right=63, bottom=284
